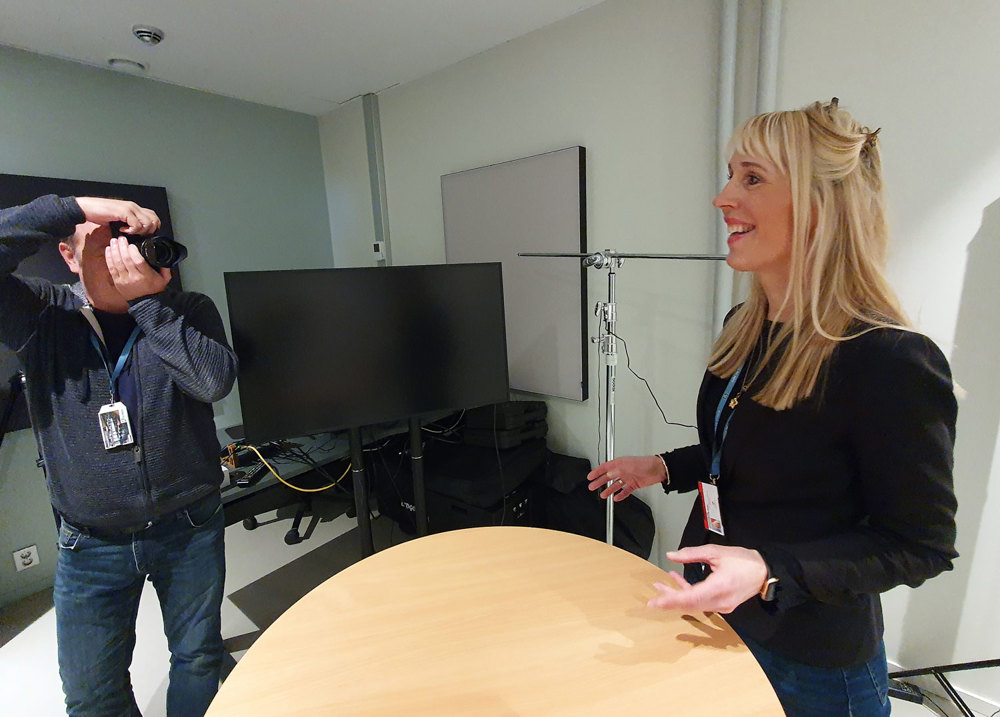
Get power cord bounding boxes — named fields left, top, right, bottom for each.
left=422, top=410, right=465, bottom=435
left=922, top=691, right=947, bottom=716
left=244, top=444, right=350, bottom=493
left=272, top=441, right=351, bottom=493
left=609, top=330, right=696, bottom=430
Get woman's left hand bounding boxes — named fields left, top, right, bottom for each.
left=648, top=544, right=769, bottom=614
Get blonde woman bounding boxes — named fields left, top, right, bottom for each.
left=588, top=99, right=957, bottom=715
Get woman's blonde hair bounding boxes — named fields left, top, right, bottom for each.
left=709, top=98, right=908, bottom=410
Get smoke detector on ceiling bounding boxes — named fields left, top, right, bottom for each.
left=132, top=25, right=164, bottom=46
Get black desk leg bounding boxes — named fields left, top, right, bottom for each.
left=409, top=417, right=428, bottom=536
left=349, top=427, right=374, bottom=557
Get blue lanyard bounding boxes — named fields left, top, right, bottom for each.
left=709, top=363, right=745, bottom=483
left=89, top=326, right=141, bottom=402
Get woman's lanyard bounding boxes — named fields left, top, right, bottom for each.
left=709, top=365, right=745, bottom=483
left=700, top=363, right=746, bottom=536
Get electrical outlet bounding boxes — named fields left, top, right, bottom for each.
left=12, top=544, right=39, bottom=572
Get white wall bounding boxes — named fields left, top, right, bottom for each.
left=320, top=0, right=724, bottom=564
left=318, top=97, right=378, bottom=267
left=779, top=0, right=1000, bottom=705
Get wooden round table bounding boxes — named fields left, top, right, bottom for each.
left=208, top=526, right=782, bottom=716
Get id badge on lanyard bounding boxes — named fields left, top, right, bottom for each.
left=82, top=306, right=140, bottom=450
left=98, top=401, right=134, bottom=449
left=698, top=480, right=725, bottom=536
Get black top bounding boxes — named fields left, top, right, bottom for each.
left=661, top=321, right=958, bottom=667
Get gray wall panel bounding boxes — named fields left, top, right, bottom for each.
left=442, top=147, right=587, bottom=401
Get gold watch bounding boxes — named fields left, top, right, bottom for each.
left=759, top=574, right=779, bottom=602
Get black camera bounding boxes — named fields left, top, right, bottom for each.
left=108, top=221, right=188, bottom=269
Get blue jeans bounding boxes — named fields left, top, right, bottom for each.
left=737, top=630, right=891, bottom=717
left=54, top=493, right=226, bottom=717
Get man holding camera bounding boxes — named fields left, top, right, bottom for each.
left=0, top=195, right=238, bottom=716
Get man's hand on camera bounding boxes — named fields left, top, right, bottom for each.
left=106, top=236, right=170, bottom=300
left=75, top=197, right=160, bottom=235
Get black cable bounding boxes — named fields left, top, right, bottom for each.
left=306, top=431, right=341, bottom=454
left=422, top=409, right=465, bottom=435
left=283, top=444, right=347, bottom=491
left=921, top=691, right=946, bottom=716
left=608, top=330, right=696, bottom=430
left=264, top=440, right=350, bottom=494
left=362, top=437, right=394, bottom=453
left=377, top=439, right=407, bottom=504
left=373, top=436, right=415, bottom=532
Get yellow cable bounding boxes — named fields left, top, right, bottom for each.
left=245, top=444, right=350, bottom=493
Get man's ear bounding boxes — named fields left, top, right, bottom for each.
left=58, top=241, right=81, bottom=275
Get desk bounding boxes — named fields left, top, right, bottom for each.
left=207, top=526, right=782, bottom=716
left=221, top=433, right=353, bottom=529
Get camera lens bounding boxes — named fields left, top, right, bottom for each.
left=133, top=236, right=188, bottom=269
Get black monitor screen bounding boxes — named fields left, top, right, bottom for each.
left=224, top=263, right=510, bottom=444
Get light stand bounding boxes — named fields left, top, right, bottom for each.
left=519, top=250, right=726, bottom=544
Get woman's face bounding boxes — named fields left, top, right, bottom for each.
left=713, top=151, right=794, bottom=286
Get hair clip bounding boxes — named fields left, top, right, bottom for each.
left=864, top=127, right=881, bottom=148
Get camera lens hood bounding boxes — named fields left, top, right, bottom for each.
left=136, top=235, right=188, bottom=269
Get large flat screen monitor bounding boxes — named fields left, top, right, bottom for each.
left=224, top=263, right=510, bottom=444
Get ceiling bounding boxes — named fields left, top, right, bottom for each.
left=0, top=0, right=604, bottom=116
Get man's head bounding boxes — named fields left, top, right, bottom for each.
left=59, top=222, right=130, bottom=313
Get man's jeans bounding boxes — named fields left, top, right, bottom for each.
left=54, top=493, right=226, bottom=717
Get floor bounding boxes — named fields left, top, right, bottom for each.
left=0, top=507, right=367, bottom=716
left=0, top=509, right=979, bottom=716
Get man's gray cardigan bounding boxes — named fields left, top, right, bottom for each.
left=0, top=195, right=238, bottom=530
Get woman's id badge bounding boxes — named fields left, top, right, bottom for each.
left=698, top=481, right=725, bottom=536
left=98, top=402, right=134, bottom=449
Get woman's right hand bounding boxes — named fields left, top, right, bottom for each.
left=587, top=455, right=667, bottom=501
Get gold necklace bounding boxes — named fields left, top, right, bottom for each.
left=728, top=344, right=761, bottom=409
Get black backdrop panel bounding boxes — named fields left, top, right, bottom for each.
left=0, top=174, right=176, bottom=432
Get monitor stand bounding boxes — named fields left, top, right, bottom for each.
left=409, top=417, right=428, bottom=537
left=349, top=417, right=430, bottom=559
left=348, top=427, right=374, bottom=557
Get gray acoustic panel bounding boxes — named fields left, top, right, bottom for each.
left=442, top=146, right=587, bottom=401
